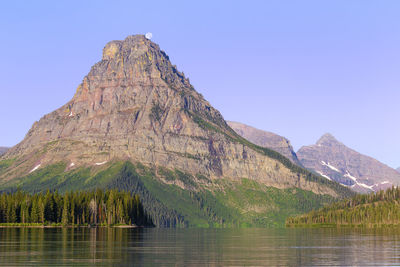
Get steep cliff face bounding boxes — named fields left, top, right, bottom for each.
left=227, top=121, right=302, bottom=166
left=297, top=133, right=400, bottom=193
left=0, top=35, right=352, bottom=226
left=4, top=35, right=228, bottom=181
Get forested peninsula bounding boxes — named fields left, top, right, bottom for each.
left=286, top=187, right=400, bottom=227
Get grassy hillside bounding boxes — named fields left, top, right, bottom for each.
left=0, top=160, right=339, bottom=227
left=286, top=186, right=400, bottom=228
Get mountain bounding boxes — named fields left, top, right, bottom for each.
left=0, top=35, right=353, bottom=227
left=397, top=168, right=400, bottom=173
left=0, top=147, right=8, bottom=156
left=227, top=121, right=302, bottom=166
left=297, top=133, right=400, bottom=193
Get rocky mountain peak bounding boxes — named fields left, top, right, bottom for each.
left=316, top=133, right=341, bottom=147
left=102, top=34, right=162, bottom=60
left=1, top=34, right=349, bottom=202
left=74, top=35, right=191, bottom=102
left=5, top=34, right=227, bottom=166
left=102, top=35, right=158, bottom=62
left=101, top=35, right=155, bottom=61
left=298, top=134, right=400, bottom=193
left=0, top=34, right=353, bottom=227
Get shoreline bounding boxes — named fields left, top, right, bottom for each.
left=0, top=224, right=140, bottom=228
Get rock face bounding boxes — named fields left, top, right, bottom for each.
left=297, top=133, right=400, bottom=193
left=1, top=35, right=349, bottom=199
left=0, top=147, right=8, bottom=156
left=227, top=121, right=302, bottom=166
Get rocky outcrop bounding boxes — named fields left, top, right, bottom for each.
left=297, top=133, right=400, bottom=193
left=0, top=147, right=8, bottom=156
left=1, top=35, right=350, bottom=198
left=227, top=121, right=302, bottom=166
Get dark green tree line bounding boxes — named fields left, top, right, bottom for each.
left=286, top=186, right=400, bottom=227
left=0, top=189, right=152, bottom=226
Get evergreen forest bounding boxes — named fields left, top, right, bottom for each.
left=286, top=186, right=400, bottom=227
left=0, top=189, right=151, bottom=226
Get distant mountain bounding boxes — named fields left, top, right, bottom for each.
left=0, top=147, right=8, bottom=156
left=397, top=167, right=400, bottom=173
left=297, top=133, right=400, bottom=193
left=0, top=35, right=353, bottom=227
left=227, top=121, right=302, bottom=166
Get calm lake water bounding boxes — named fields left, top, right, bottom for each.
left=1, top=227, right=400, bottom=266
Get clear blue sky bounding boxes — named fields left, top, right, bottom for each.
left=0, top=1, right=399, bottom=168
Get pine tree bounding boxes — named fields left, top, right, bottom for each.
left=61, top=196, right=69, bottom=225
left=30, top=198, right=40, bottom=223
left=38, top=197, right=45, bottom=224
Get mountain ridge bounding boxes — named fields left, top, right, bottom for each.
left=0, top=147, right=8, bottom=156
left=227, top=121, right=302, bottom=166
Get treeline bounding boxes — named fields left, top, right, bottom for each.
left=286, top=186, right=400, bottom=227
left=0, top=189, right=152, bottom=226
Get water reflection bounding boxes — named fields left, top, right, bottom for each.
left=0, top=227, right=400, bottom=266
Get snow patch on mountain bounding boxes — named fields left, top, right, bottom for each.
left=29, top=164, right=41, bottom=173
left=316, top=171, right=332, bottom=181
left=344, top=171, right=374, bottom=190
left=321, top=161, right=340, bottom=172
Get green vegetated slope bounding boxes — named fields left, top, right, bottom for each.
left=0, top=160, right=337, bottom=227
left=286, top=186, right=400, bottom=228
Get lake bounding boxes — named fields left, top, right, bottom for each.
left=1, top=227, right=400, bottom=266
